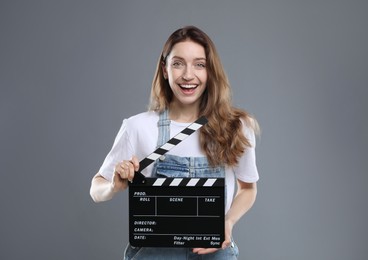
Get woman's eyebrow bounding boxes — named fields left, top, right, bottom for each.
left=171, top=56, right=184, bottom=60
left=171, top=56, right=206, bottom=61
left=194, top=57, right=206, bottom=61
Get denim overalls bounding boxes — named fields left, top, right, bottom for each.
left=124, top=110, right=239, bottom=259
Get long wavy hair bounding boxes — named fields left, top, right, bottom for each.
left=149, top=26, right=259, bottom=167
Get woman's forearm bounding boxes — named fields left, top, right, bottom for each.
left=225, top=181, right=257, bottom=226
left=90, top=174, right=120, bottom=202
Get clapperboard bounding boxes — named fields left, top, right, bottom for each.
left=129, top=116, right=225, bottom=248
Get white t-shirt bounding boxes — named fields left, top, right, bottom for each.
left=99, top=111, right=259, bottom=212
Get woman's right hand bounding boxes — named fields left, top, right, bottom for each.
left=112, top=156, right=140, bottom=192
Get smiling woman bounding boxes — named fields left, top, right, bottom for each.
left=90, top=25, right=260, bottom=260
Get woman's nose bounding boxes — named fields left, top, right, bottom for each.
left=182, top=66, right=194, bottom=81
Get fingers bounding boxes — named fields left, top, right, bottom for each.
left=192, top=248, right=218, bottom=255
left=221, top=238, right=231, bottom=250
left=192, top=241, right=231, bottom=255
left=114, top=159, right=138, bottom=183
left=126, top=161, right=135, bottom=182
left=130, top=156, right=140, bottom=172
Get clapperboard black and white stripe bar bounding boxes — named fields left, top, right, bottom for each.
left=128, top=116, right=225, bottom=248
left=145, top=177, right=223, bottom=187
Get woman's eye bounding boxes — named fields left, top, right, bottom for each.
left=172, top=61, right=184, bottom=67
left=195, top=63, right=206, bottom=68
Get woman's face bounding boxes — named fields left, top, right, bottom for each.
left=163, top=40, right=207, bottom=109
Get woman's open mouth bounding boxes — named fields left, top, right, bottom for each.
left=179, top=84, right=198, bottom=94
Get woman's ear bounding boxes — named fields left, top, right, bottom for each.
left=161, top=61, right=168, bottom=79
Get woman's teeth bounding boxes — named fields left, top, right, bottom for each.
left=180, top=84, right=197, bottom=89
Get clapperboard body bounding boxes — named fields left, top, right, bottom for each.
left=129, top=177, right=224, bottom=248
left=128, top=116, right=225, bottom=248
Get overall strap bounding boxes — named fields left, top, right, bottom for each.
left=157, top=109, right=171, bottom=148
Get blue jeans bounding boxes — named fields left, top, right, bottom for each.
left=123, top=241, right=239, bottom=259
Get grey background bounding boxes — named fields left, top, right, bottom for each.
left=1, top=0, right=367, bottom=259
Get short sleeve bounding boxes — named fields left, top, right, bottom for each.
left=98, top=119, right=134, bottom=182
left=233, top=121, right=259, bottom=183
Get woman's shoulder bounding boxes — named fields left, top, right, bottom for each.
left=124, top=111, right=159, bottom=132
left=241, top=116, right=259, bottom=131
left=126, top=111, right=159, bottom=124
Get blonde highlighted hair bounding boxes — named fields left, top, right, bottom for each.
left=149, top=26, right=259, bottom=167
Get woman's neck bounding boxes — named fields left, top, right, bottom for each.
left=168, top=103, right=199, bottom=123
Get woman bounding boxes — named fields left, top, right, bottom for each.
left=90, top=25, right=259, bottom=259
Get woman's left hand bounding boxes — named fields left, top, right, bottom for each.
left=192, top=219, right=234, bottom=255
